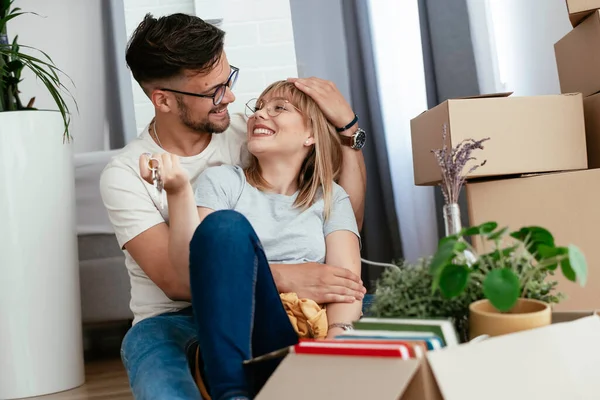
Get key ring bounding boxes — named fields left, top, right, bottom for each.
left=148, top=157, right=160, bottom=170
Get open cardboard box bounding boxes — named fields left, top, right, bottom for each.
left=566, top=0, right=600, bottom=27
left=252, top=315, right=600, bottom=399
left=465, top=169, right=600, bottom=312
left=410, top=92, right=586, bottom=186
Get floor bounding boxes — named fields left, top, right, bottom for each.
left=31, top=359, right=132, bottom=400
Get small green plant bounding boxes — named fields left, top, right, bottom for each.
left=370, top=256, right=563, bottom=341
left=431, top=222, right=587, bottom=312
left=0, top=0, right=76, bottom=142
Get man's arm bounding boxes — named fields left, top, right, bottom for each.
left=124, top=224, right=190, bottom=301
left=270, top=262, right=365, bottom=304
left=289, top=77, right=367, bottom=230
left=338, top=126, right=367, bottom=230
left=100, top=164, right=191, bottom=301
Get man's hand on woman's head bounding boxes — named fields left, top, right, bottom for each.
left=271, top=262, right=366, bottom=304
left=139, top=153, right=190, bottom=194
left=287, top=77, right=356, bottom=130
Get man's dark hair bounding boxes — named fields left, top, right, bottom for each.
left=126, top=13, right=225, bottom=86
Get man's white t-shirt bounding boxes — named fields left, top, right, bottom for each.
left=99, top=113, right=248, bottom=325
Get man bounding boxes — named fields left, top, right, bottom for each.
left=100, top=12, right=367, bottom=400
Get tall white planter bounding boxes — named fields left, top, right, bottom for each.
left=0, top=111, right=84, bottom=399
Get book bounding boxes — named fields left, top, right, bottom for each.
left=335, top=331, right=444, bottom=350
left=319, top=339, right=427, bottom=359
left=353, top=317, right=460, bottom=347
left=293, top=339, right=412, bottom=359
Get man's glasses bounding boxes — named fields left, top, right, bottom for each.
left=160, top=66, right=239, bottom=106
left=245, top=97, right=301, bottom=119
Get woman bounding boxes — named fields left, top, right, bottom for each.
left=140, top=81, right=362, bottom=400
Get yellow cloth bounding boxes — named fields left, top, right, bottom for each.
left=280, top=292, right=328, bottom=339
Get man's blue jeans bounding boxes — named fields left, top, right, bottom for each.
left=121, top=210, right=372, bottom=399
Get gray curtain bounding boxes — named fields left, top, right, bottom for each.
left=418, top=0, right=480, bottom=237
left=102, top=0, right=137, bottom=149
left=340, top=0, right=403, bottom=289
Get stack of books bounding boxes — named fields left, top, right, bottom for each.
left=291, top=317, right=459, bottom=359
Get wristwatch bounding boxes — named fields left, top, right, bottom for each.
left=339, top=128, right=367, bottom=150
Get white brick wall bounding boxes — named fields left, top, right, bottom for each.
left=123, top=0, right=298, bottom=134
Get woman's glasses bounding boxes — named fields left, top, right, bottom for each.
left=245, top=97, right=301, bottom=118
left=160, top=66, right=239, bottom=106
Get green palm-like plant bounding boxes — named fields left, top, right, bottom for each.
left=0, top=0, right=76, bottom=142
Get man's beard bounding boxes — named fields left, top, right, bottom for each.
left=176, top=96, right=230, bottom=134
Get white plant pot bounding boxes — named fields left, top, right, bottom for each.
left=0, top=111, right=84, bottom=398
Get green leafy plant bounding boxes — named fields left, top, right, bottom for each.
left=431, top=222, right=587, bottom=312
left=0, top=0, right=76, bottom=142
left=369, top=257, right=563, bottom=341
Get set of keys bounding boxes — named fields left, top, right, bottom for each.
left=147, top=156, right=164, bottom=210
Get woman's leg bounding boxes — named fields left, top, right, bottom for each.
left=189, top=210, right=298, bottom=400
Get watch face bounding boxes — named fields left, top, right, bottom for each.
left=353, top=129, right=366, bottom=149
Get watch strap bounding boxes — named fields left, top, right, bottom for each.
left=338, top=134, right=354, bottom=147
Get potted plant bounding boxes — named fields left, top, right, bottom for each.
left=368, top=253, right=565, bottom=342
left=430, top=222, right=587, bottom=339
left=429, top=123, right=587, bottom=339
left=1, top=0, right=74, bottom=139
left=369, top=125, right=585, bottom=342
left=0, top=2, right=83, bottom=399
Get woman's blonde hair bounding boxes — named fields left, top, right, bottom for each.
left=245, top=81, right=343, bottom=219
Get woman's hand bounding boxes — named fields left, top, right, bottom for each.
left=139, top=152, right=189, bottom=194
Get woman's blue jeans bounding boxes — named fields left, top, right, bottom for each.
left=120, top=210, right=373, bottom=399
left=121, top=210, right=299, bottom=400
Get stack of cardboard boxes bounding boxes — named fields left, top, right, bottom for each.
left=556, top=0, right=600, bottom=169
left=410, top=1, right=600, bottom=313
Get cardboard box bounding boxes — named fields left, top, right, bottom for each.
left=410, top=93, right=587, bottom=186
left=465, top=169, right=600, bottom=312
left=566, top=0, right=600, bottom=27
left=583, top=92, right=600, bottom=168
left=427, top=315, right=600, bottom=399
left=255, top=354, right=442, bottom=400
left=555, top=10, right=600, bottom=96
left=254, top=316, right=600, bottom=399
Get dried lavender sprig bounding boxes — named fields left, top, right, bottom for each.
left=431, top=124, right=490, bottom=204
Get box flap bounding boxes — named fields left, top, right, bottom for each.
left=427, top=316, right=600, bottom=400
left=256, top=354, right=422, bottom=400
left=452, top=92, right=513, bottom=100
left=567, top=0, right=600, bottom=14
left=552, top=310, right=600, bottom=324
left=243, top=347, right=290, bottom=365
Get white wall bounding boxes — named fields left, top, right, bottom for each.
left=124, top=0, right=298, bottom=133
left=469, top=0, right=572, bottom=96
left=8, top=0, right=107, bottom=153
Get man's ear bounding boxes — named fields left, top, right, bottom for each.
left=150, top=89, right=175, bottom=113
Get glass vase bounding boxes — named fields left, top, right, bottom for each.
left=443, top=203, right=462, bottom=236
left=443, top=203, right=476, bottom=265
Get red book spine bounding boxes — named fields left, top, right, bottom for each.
left=292, top=343, right=411, bottom=359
